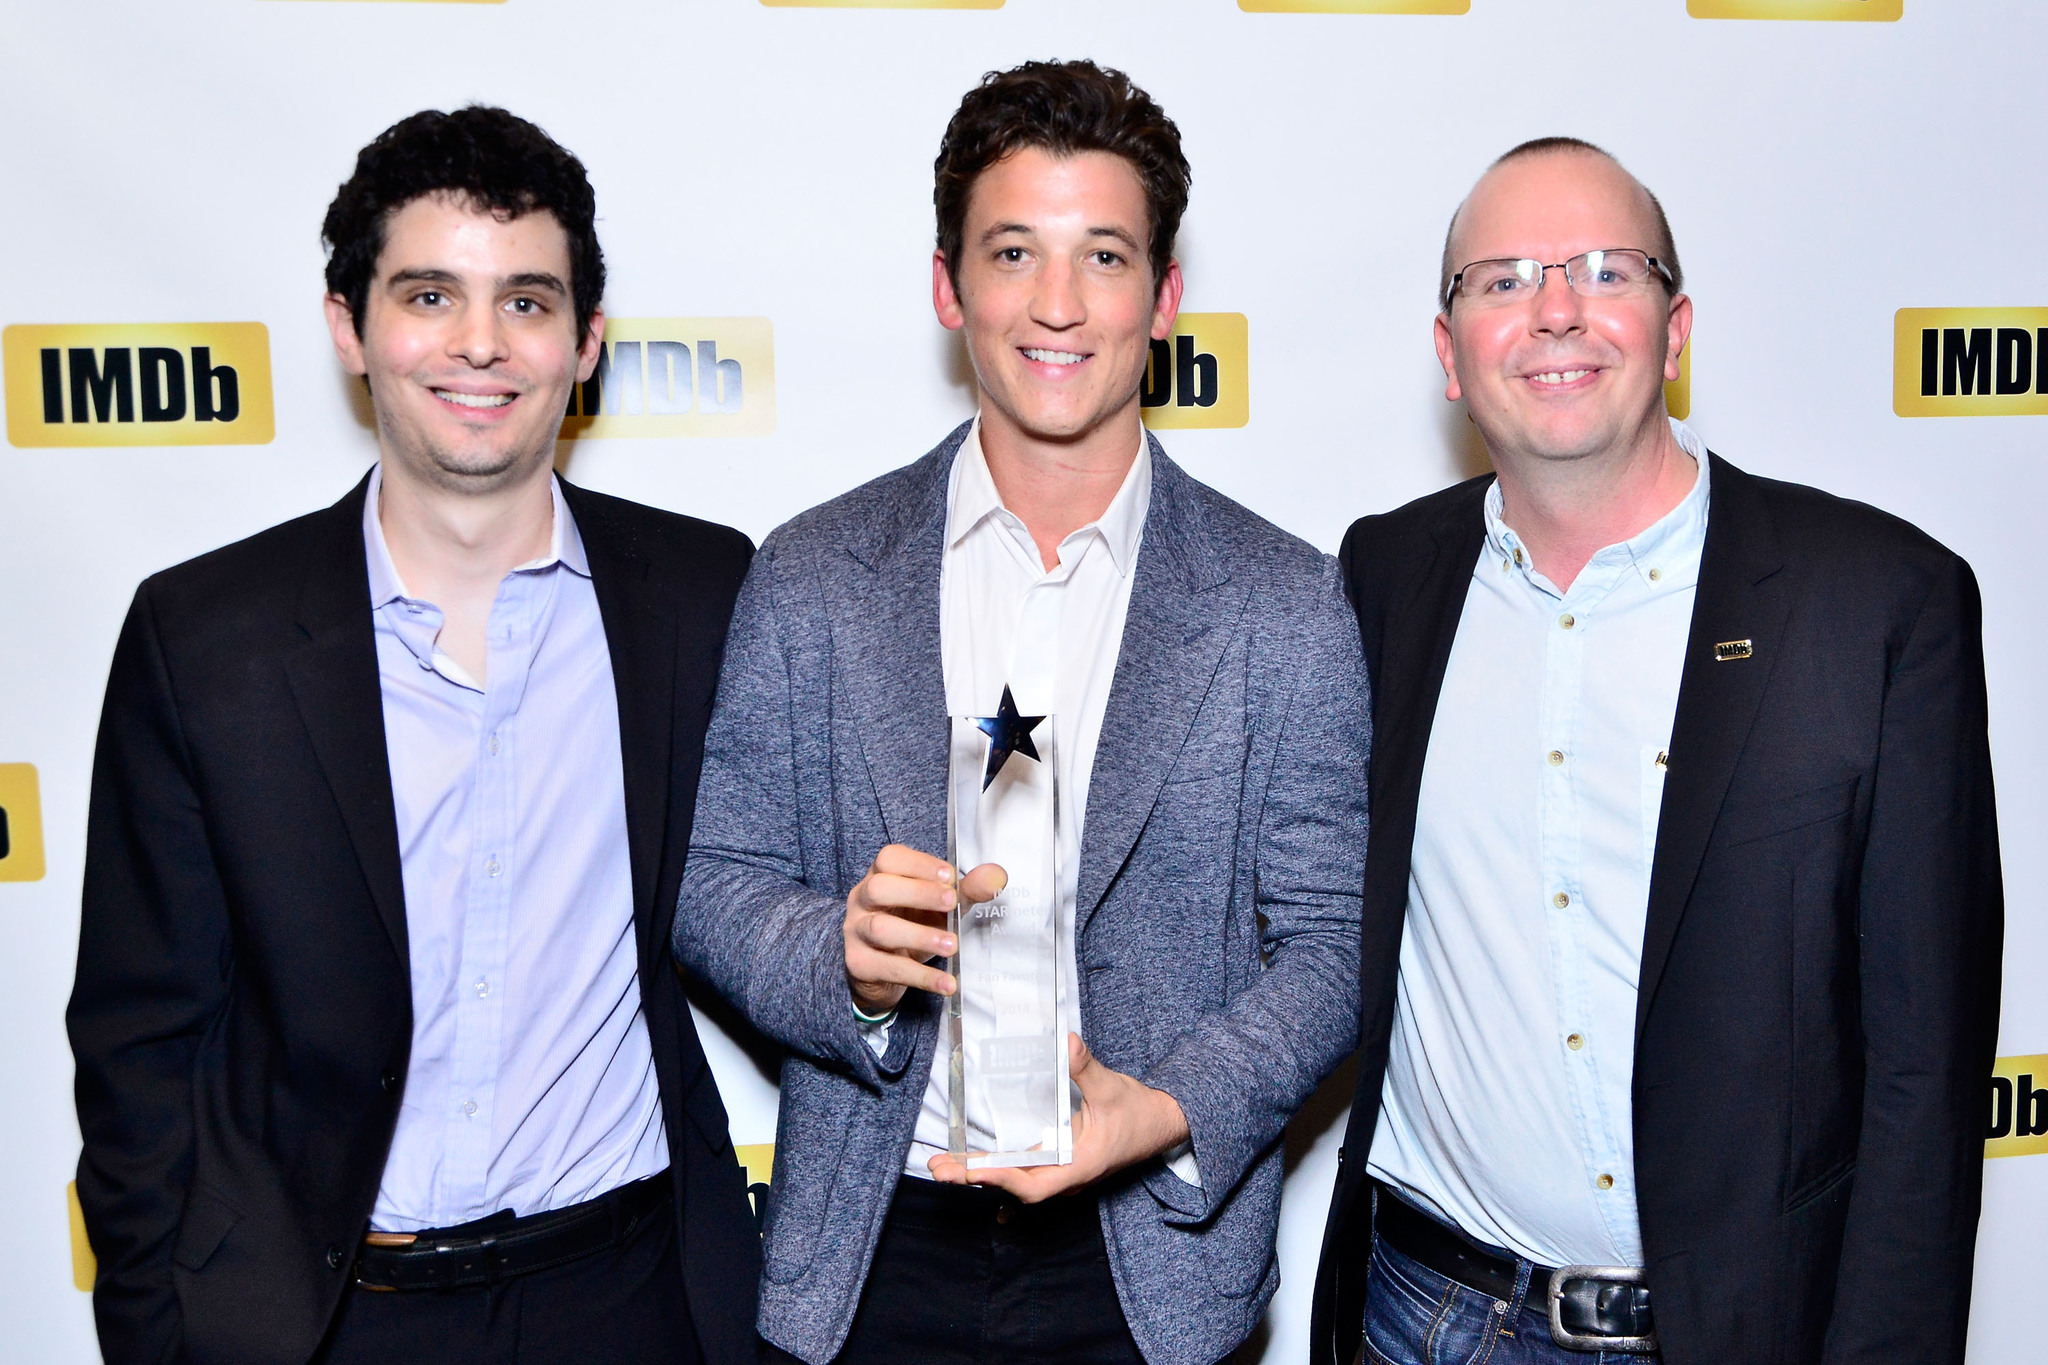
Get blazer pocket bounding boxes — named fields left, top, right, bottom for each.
left=1715, top=777, right=1858, bottom=849
left=171, top=1186, right=241, bottom=1273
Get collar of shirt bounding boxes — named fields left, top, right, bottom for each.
left=361, top=462, right=591, bottom=687
left=1483, top=417, right=1712, bottom=607
left=944, top=414, right=1150, bottom=581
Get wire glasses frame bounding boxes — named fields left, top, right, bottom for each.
left=1447, top=248, right=1675, bottom=309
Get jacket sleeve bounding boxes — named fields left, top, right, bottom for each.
left=1821, top=553, right=2002, bottom=1364
left=672, top=540, right=916, bottom=1086
left=1140, top=556, right=1370, bottom=1220
left=66, top=583, right=230, bottom=1365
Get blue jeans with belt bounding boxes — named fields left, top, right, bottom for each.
left=1362, top=1233, right=1657, bottom=1365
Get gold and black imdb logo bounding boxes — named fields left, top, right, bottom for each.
left=561, top=319, right=774, bottom=440
left=4, top=324, right=274, bottom=447
left=0, top=763, right=45, bottom=883
left=1987, top=1055, right=2048, bottom=1158
left=1240, top=1, right=1467, bottom=13
left=1893, top=309, right=2048, bottom=417
left=1140, top=313, right=1249, bottom=431
left=1689, top=0, right=1900, bottom=18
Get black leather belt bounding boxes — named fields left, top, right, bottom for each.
left=354, top=1170, right=670, bottom=1292
left=1372, top=1183, right=1657, bottom=1354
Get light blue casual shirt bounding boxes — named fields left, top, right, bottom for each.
left=362, top=464, right=668, bottom=1232
left=1367, top=419, right=1713, bottom=1268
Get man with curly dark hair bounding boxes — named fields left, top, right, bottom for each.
left=69, top=106, right=761, bottom=1365
left=678, top=60, right=1368, bottom=1365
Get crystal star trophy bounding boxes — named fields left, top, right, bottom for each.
left=944, top=687, right=1073, bottom=1168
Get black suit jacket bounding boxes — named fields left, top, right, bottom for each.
left=1312, top=454, right=2003, bottom=1365
left=68, top=474, right=763, bottom=1365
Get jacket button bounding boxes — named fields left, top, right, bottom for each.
left=380, top=1070, right=399, bottom=1094
left=326, top=1244, right=345, bottom=1270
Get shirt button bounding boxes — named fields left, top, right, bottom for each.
left=326, top=1244, right=345, bottom=1270
left=1648, top=568, right=1663, bottom=582
left=1567, top=1033, right=1585, bottom=1051
left=485, top=857, right=501, bottom=878
left=475, top=979, right=490, bottom=998
left=1553, top=892, right=1571, bottom=909
left=1513, top=547, right=1524, bottom=567
left=488, top=734, right=501, bottom=756
left=1559, top=613, right=1576, bottom=630
left=1597, top=1174, right=1615, bottom=1191
left=463, top=1100, right=478, bottom=1117
left=1547, top=750, right=1565, bottom=766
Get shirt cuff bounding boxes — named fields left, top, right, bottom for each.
left=852, top=997, right=896, bottom=1057
left=1163, top=1138, right=1201, bottom=1189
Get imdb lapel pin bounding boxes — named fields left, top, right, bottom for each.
left=1714, top=639, right=1754, bottom=663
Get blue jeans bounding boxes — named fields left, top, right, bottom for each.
left=1361, top=1233, right=1657, bottom=1365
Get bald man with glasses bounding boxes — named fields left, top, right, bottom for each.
left=1311, top=137, right=2002, bottom=1365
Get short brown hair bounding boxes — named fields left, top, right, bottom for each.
left=934, top=60, right=1190, bottom=291
left=1438, top=136, right=1683, bottom=312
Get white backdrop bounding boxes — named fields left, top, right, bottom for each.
left=3, top=2, right=2043, bottom=1362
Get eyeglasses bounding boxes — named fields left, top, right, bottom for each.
left=1448, top=248, right=1674, bottom=308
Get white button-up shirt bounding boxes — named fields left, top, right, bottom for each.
left=867, top=419, right=1192, bottom=1183
left=363, top=465, right=667, bottom=1231
left=1367, top=419, right=1713, bottom=1268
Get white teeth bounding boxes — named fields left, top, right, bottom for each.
left=1022, top=348, right=1086, bottom=366
left=1531, top=369, right=1592, bottom=386
left=435, top=390, right=514, bottom=408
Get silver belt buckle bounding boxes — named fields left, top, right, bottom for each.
left=1547, top=1264, right=1658, bottom=1354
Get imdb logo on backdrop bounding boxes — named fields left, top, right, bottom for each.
left=561, top=319, right=774, bottom=438
left=1141, top=314, right=1249, bottom=430
left=1987, top=1055, right=2048, bottom=1158
left=1689, top=1, right=1900, bottom=18
left=1893, top=309, right=2048, bottom=417
left=4, top=324, right=274, bottom=447
left=0, top=764, right=44, bottom=883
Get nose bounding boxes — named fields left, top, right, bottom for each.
left=1030, top=254, right=1086, bottom=331
left=1531, top=263, right=1585, bottom=337
left=449, top=300, right=510, bottom=368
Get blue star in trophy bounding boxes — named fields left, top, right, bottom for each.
left=971, top=685, right=1046, bottom=791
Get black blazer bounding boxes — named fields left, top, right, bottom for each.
left=1312, top=455, right=2003, bottom=1365
left=68, top=475, right=762, bottom=1365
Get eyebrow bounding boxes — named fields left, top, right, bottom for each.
left=976, top=223, right=1144, bottom=251
left=383, top=267, right=569, bottom=296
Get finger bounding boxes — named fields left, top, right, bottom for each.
left=870, top=844, right=956, bottom=884
left=848, top=944, right=955, bottom=997
left=968, top=1164, right=1079, bottom=1205
left=957, top=862, right=1009, bottom=906
left=1067, top=1033, right=1101, bottom=1088
left=853, top=872, right=957, bottom=918
left=925, top=1154, right=970, bottom=1185
left=856, top=910, right=956, bottom=961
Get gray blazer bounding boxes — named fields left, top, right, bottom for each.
left=675, top=424, right=1369, bottom=1365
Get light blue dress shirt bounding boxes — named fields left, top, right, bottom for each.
left=1368, top=420, right=1713, bottom=1269
left=362, top=465, right=667, bottom=1232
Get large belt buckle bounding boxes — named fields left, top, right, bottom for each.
left=1547, top=1264, right=1658, bottom=1354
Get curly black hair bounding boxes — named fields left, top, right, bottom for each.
left=321, top=106, right=605, bottom=340
left=935, top=60, right=1190, bottom=292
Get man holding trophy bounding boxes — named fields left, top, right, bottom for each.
left=675, top=60, right=1369, bottom=1365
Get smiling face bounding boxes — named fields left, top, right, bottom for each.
left=326, top=193, right=601, bottom=494
left=1436, top=150, right=1690, bottom=471
left=934, top=146, right=1182, bottom=458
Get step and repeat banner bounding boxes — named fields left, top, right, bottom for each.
left=2, top=2, right=2041, bottom=1361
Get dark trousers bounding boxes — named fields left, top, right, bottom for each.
left=770, top=1176, right=1142, bottom=1365
left=315, top=1200, right=702, bottom=1365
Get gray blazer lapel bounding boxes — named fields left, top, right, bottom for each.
left=823, top=425, right=967, bottom=860
left=1077, top=439, right=1243, bottom=930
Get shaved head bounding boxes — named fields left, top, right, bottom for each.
left=1439, top=137, right=1681, bottom=311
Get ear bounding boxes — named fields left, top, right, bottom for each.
left=1434, top=310, right=1464, bottom=403
left=1149, top=259, right=1185, bottom=341
left=576, top=306, right=606, bottom=383
left=932, top=250, right=966, bottom=332
left=324, top=293, right=368, bottom=378
left=1664, top=293, right=1693, bottom=383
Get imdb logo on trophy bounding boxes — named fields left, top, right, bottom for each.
left=560, top=318, right=775, bottom=439
left=1140, top=313, right=1249, bottom=430
left=1893, top=309, right=2048, bottom=417
left=4, top=323, right=274, bottom=448
left=1689, top=0, right=1901, bottom=19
